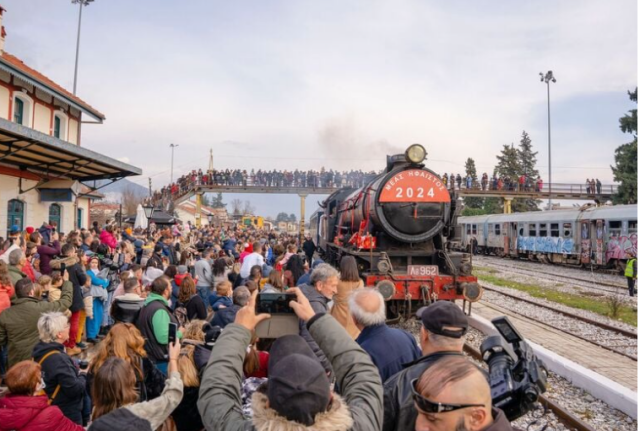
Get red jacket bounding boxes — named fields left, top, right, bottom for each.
left=0, top=283, right=14, bottom=314
left=99, top=230, right=118, bottom=250
left=0, top=395, right=84, bottom=431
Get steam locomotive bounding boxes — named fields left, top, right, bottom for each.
left=309, top=144, right=482, bottom=319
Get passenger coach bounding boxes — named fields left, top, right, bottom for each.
left=459, top=205, right=637, bottom=270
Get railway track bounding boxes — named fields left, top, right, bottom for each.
left=477, top=285, right=637, bottom=360
left=474, top=257, right=628, bottom=296
left=463, top=344, right=599, bottom=431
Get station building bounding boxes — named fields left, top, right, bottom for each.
left=0, top=7, right=140, bottom=237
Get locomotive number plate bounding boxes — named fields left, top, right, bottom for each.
left=407, top=265, right=439, bottom=276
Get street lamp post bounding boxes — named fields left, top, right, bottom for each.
left=540, top=70, right=556, bottom=210
left=170, top=143, right=179, bottom=184
left=71, top=0, right=94, bottom=95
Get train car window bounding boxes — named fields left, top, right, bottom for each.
left=629, top=220, right=637, bottom=234
left=494, top=224, right=501, bottom=235
left=472, top=224, right=477, bottom=235
left=608, top=221, right=622, bottom=236
left=563, top=223, right=572, bottom=238
left=550, top=223, right=560, bottom=237
left=519, top=228, right=524, bottom=236
left=528, top=224, right=536, bottom=237
left=539, top=223, right=548, bottom=237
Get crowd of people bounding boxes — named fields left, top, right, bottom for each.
left=0, top=218, right=523, bottom=430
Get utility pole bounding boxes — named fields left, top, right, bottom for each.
left=148, top=177, right=152, bottom=197
left=539, top=70, right=556, bottom=210
left=170, top=143, right=179, bottom=184
left=71, top=0, right=94, bottom=95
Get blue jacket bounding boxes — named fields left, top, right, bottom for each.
left=356, top=324, right=421, bottom=383
left=208, top=292, right=233, bottom=311
left=210, top=304, right=241, bottom=328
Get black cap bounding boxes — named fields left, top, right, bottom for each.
left=416, top=301, right=468, bottom=338
left=267, top=354, right=331, bottom=426
left=268, top=334, right=317, bottom=370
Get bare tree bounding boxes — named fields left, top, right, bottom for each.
left=121, top=186, right=142, bottom=217
left=242, top=200, right=256, bottom=215
left=230, top=199, right=243, bottom=215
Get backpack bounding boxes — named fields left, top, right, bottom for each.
left=174, top=302, right=189, bottom=327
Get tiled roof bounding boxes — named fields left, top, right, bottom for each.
left=1, top=51, right=105, bottom=119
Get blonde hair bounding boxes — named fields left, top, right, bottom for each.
left=183, top=319, right=206, bottom=342
left=216, top=280, right=232, bottom=296
left=37, top=275, right=52, bottom=288
left=177, top=344, right=199, bottom=387
left=37, top=312, right=68, bottom=343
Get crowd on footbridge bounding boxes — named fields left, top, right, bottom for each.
left=151, top=167, right=610, bottom=209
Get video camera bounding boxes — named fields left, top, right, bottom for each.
left=481, top=316, right=548, bottom=421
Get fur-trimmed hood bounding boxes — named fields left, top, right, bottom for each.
left=251, top=391, right=353, bottom=431
left=50, top=255, right=79, bottom=269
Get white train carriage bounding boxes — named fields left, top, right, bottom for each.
left=459, top=205, right=637, bottom=269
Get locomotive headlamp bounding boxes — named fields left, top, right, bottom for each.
left=405, top=144, right=427, bottom=164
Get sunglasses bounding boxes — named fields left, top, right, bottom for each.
left=411, top=379, right=485, bottom=414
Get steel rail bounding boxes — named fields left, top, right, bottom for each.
left=463, top=344, right=598, bottom=431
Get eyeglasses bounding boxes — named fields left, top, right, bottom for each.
left=411, top=379, right=485, bottom=414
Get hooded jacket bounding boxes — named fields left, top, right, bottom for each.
left=8, top=265, right=26, bottom=286
left=0, top=395, right=84, bottom=431
left=0, top=282, right=14, bottom=313
left=0, top=280, right=73, bottom=368
left=63, top=258, right=87, bottom=313
left=37, top=240, right=61, bottom=275
left=32, top=341, right=86, bottom=424
left=298, top=284, right=332, bottom=375
left=198, top=314, right=383, bottom=431
left=99, top=230, right=118, bottom=250
left=210, top=303, right=240, bottom=328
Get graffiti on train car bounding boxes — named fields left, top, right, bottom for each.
left=606, top=233, right=637, bottom=261
left=517, top=236, right=574, bottom=254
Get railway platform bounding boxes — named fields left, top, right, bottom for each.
left=470, top=301, right=637, bottom=391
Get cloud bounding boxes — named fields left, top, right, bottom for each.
left=117, top=156, right=131, bottom=164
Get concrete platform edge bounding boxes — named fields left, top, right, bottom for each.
left=467, top=311, right=638, bottom=419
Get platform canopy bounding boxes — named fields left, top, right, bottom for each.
left=0, top=117, right=141, bottom=183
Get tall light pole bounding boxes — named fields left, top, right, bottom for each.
left=540, top=70, right=556, bottom=210
left=170, top=143, right=179, bottom=184
left=71, top=0, right=94, bottom=95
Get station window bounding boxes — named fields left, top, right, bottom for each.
left=629, top=220, right=637, bottom=234
left=53, top=112, right=68, bottom=140
left=539, top=223, right=548, bottom=237
left=550, top=223, right=560, bottom=237
left=13, top=93, right=33, bottom=127
left=466, top=225, right=471, bottom=235
left=563, top=223, right=572, bottom=238
left=528, top=224, right=536, bottom=237
left=494, top=224, right=501, bottom=235
left=471, top=224, right=477, bottom=235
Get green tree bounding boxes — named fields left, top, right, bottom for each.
left=209, top=192, right=226, bottom=208
left=463, top=157, right=483, bottom=209
left=516, top=131, right=541, bottom=211
left=612, top=88, right=638, bottom=204
left=494, top=143, right=520, bottom=179
left=276, top=212, right=290, bottom=223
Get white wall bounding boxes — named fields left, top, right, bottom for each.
left=33, top=102, right=50, bottom=134
left=0, top=86, right=9, bottom=119
left=68, top=118, right=78, bottom=145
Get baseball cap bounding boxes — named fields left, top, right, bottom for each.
left=9, top=225, right=20, bottom=234
left=416, top=301, right=468, bottom=338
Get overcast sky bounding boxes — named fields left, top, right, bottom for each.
left=3, top=1, right=637, bottom=216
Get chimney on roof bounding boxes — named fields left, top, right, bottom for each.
left=0, top=7, right=6, bottom=55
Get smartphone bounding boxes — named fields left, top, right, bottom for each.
left=256, top=293, right=296, bottom=314
left=60, top=263, right=66, bottom=277
left=255, top=293, right=298, bottom=338
left=168, top=322, right=178, bottom=345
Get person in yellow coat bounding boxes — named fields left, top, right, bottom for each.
left=330, top=256, right=364, bottom=339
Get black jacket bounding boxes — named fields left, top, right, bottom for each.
left=210, top=304, right=241, bottom=328
left=182, top=295, right=207, bottom=321
left=32, top=341, right=86, bottom=425
left=171, top=386, right=203, bottom=431
left=382, top=351, right=466, bottom=431
left=66, top=263, right=87, bottom=313
left=302, top=239, right=315, bottom=257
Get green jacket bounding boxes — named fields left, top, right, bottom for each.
left=8, top=265, right=26, bottom=287
left=198, top=314, right=383, bottom=431
left=0, top=280, right=73, bottom=368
